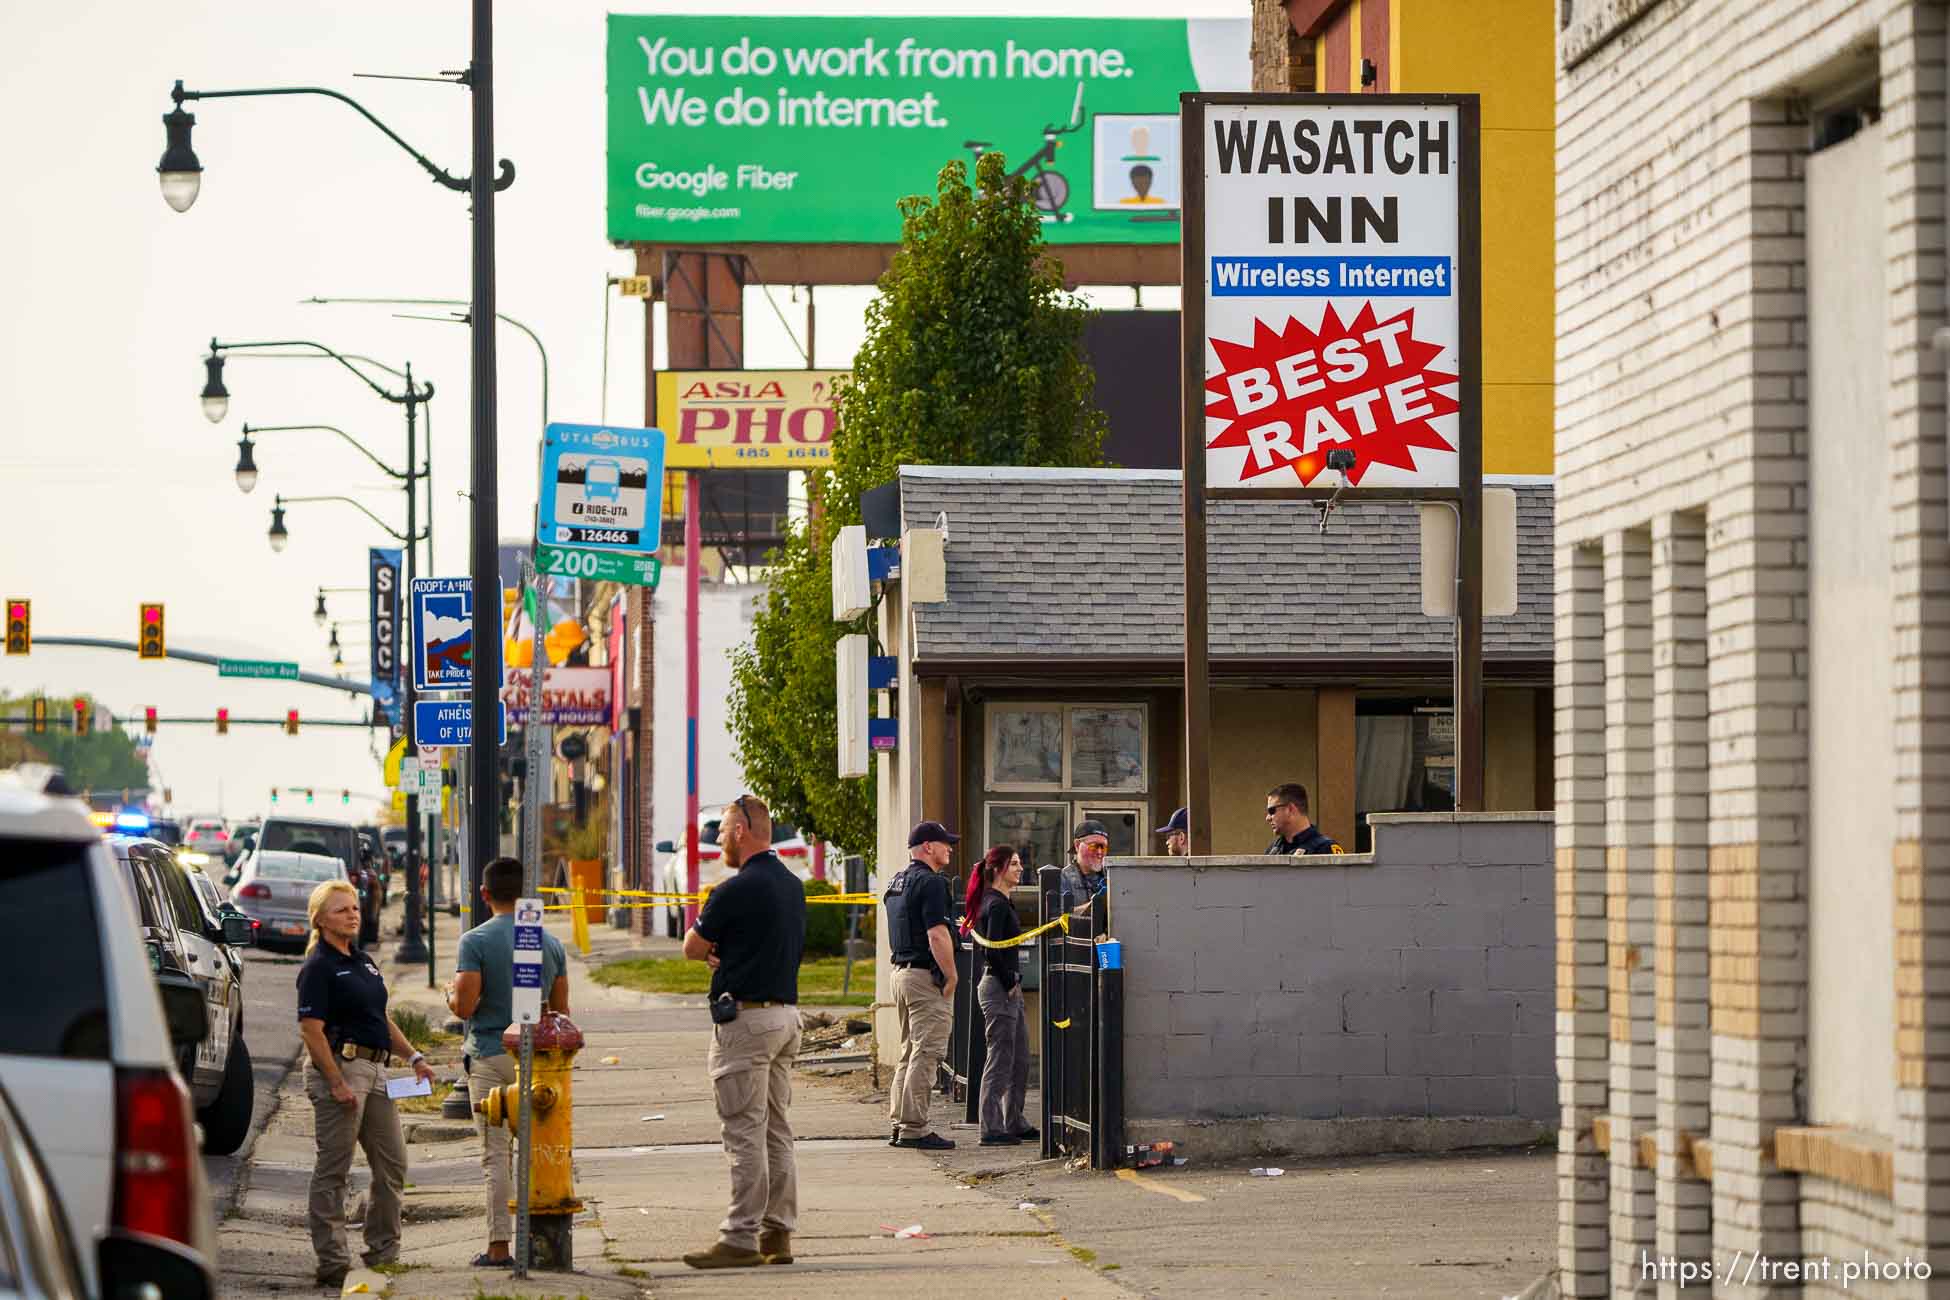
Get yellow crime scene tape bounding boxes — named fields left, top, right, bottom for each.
left=964, top=911, right=1070, bottom=948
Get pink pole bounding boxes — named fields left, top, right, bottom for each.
left=812, top=839, right=826, bottom=882
left=683, top=472, right=702, bottom=931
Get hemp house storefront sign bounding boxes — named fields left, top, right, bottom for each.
left=1191, top=97, right=1478, bottom=490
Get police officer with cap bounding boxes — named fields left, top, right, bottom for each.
left=1264, top=782, right=1344, bottom=855
left=1156, top=806, right=1189, bottom=857
left=884, top=820, right=958, bottom=1150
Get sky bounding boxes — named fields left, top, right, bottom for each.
left=0, top=0, right=1242, bottom=821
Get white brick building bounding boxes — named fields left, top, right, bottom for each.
left=1556, top=1, right=1949, bottom=1295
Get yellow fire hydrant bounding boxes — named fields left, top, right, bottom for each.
left=475, top=1011, right=585, bottom=1268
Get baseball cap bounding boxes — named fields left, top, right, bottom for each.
left=908, top=820, right=960, bottom=848
left=1156, top=807, right=1188, bottom=836
left=1072, top=818, right=1110, bottom=844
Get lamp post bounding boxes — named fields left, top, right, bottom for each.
left=161, top=0, right=508, bottom=939
left=315, top=585, right=365, bottom=627
left=269, top=486, right=434, bottom=964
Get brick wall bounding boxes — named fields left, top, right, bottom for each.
left=1557, top=2, right=1950, bottom=1294
left=1111, top=813, right=1554, bottom=1154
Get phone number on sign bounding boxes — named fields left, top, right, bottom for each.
left=562, top=528, right=640, bottom=546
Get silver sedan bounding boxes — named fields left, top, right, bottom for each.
left=228, top=850, right=347, bottom=950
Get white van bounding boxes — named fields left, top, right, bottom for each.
left=0, top=771, right=217, bottom=1298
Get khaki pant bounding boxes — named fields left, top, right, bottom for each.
left=888, top=967, right=953, bottom=1139
left=468, top=1054, right=520, bottom=1242
left=306, top=1056, right=408, bottom=1276
left=707, top=1004, right=801, bottom=1251
left=977, top=975, right=1029, bottom=1139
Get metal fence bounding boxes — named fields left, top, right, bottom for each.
left=1037, top=865, right=1123, bottom=1168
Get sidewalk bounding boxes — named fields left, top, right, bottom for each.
left=218, top=898, right=1128, bottom=1299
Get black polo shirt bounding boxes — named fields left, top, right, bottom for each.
left=295, top=942, right=392, bottom=1051
left=693, top=850, right=806, bottom=1004
left=1266, top=824, right=1345, bottom=856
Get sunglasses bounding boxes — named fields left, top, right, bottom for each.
left=1265, top=802, right=1293, bottom=815
left=1078, top=839, right=1109, bottom=852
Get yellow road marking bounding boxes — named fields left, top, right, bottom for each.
left=1115, top=1167, right=1206, bottom=1203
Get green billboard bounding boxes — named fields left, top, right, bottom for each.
left=606, top=15, right=1247, bottom=246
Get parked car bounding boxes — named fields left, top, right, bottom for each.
left=224, top=820, right=259, bottom=869
left=145, top=817, right=183, bottom=848
left=0, top=770, right=218, bottom=1300
left=180, top=818, right=229, bottom=870
left=0, top=1079, right=88, bottom=1300
left=111, top=837, right=256, bottom=1156
left=380, top=826, right=407, bottom=869
left=230, top=851, right=347, bottom=952
left=252, top=815, right=380, bottom=944
left=655, top=810, right=811, bottom=938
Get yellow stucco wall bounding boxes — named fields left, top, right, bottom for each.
left=1396, top=0, right=1555, bottom=477
left=1211, top=688, right=1319, bottom=854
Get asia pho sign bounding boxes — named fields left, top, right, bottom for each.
left=1191, top=95, right=1478, bottom=490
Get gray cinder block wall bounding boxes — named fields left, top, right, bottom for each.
left=1109, top=812, right=1555, bottom=1158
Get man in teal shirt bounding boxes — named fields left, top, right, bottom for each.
left=445, top=857, right=569, bottom=1268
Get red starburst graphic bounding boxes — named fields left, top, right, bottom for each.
left=1205, top=303, right=1459, bottom=485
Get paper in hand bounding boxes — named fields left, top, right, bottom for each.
left=386, top=1074, right=433, bottom=1100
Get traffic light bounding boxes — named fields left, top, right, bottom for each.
left=144, top=707, right=157, bottom=735
left=5, top=599, right=27, bottom=655
left=341, top=789, right=350, bottom=805
left=305, top=788, right=314, bottom=804
left=270, top=787, right=279, bottom=804
left=216, top=708, right=228, bottom=735
left=163, top=787, right=173, bottom=805
left=72, top=697, right=88, bottom=736
left=29, top=697, right=46, bottom=734
left=285, top=709, right=299, bottom=735
left=138, top=604, right=165, bottom=659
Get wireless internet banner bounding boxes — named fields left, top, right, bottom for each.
left=605, top=14, right=1246, bottom=246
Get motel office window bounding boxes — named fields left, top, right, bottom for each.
left=983, top=703, right=1148, bottom=870
left=1353, top=699, right=1454, bottom=852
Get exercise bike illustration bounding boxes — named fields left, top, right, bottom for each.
left=963, top=81, right=1086, bottom=222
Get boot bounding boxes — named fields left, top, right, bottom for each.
left=682, top=1242, right=763, bottom=1270
left=759, top=1228, right=793, bottom=1264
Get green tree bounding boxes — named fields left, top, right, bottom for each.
left=728, top=152, right=1108, bottom=856
left=0, top=691, right=150, bottom=793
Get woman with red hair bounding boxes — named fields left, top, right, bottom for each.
left=970, top=845, right=1036, bottom=1146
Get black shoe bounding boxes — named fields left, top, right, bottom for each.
left=1014, top=1125, right=1040, bottom=1141
left=316, top=1268, right=348, bottom=1290
left=471, top=1252, right=514, bottom=1268
left=889, top=1125, right=901, bottom=1146
left=893, top=1131, right=956, bottom=1150
left=979, top=1133, right=1022, bottom=1146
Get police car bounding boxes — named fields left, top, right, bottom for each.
left=106, top=825, right=257, bottom=1156
left=654, top=809, right=811, bottom=937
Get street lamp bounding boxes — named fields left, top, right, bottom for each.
left=267, top=503, right=288, bottom=553
left=313, top=589, right=329, bottom=625
left=201, top=354, right=228, bottom=423
left=162, top=1, right=512, bottom=950
left=157, top=99, right=201, bottom=213
left=234, top=436, right=258, bottom=493
left=328, top=625, right=341, bottom=653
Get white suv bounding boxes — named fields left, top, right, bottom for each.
left=0, top=770, right=217, bottom=1299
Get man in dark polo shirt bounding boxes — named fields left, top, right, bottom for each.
left=885, top=820, right=958, bottom=1151
left=680, top=795, right=807, bottom=1270
left=1264, top=782, right=1344, bottom=855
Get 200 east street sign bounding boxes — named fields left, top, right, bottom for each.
left=534, top=542, right=661, bottom=588
left=1198, top=99, right=1473, bottom=489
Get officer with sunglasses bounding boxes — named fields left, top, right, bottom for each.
left=1264, top=783, right=1344, bottom=855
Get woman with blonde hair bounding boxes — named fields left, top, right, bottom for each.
left=294, top=878, right=433, bottom=1288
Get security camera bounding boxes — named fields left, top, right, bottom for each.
left=1325, top=449, right=1356, bottom=472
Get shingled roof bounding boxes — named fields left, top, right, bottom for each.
left=895, top=466, right=1552, bottom=663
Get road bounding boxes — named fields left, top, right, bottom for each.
left=202, top=945, right=307, bottom=1212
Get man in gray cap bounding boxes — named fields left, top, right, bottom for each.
left=1156, top=807, right=1189, bottom=857
left=1059, top=819, right=1111, bottom=912
left=883, top=820, right=959, bottom=1151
